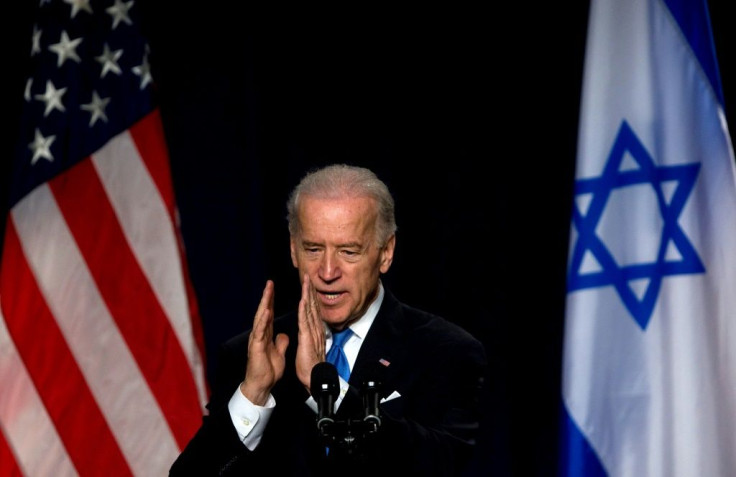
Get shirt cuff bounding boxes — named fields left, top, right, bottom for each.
left=228, top=385, right=275, bottom=450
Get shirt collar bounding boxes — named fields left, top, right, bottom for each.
left=326, top=281, right=384, bottom=341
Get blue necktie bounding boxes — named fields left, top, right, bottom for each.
left=326, top=328, right=353, bottom=381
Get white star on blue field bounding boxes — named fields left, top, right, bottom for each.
left=567, top=120, right=704, bottom=330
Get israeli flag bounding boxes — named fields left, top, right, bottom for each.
left=560, top=0, right=736, bottom=476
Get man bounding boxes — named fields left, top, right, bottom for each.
left=170, top=164, right=488, bottom=475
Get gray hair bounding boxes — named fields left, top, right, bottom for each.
left=286, top=164, right=397, bottom=246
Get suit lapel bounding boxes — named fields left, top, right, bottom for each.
left=338, top=291, right=409, bottom=417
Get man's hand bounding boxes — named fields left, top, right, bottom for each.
left=240, top=280, right=289, bottom=406
left=295, top=274, right=326, bottom=391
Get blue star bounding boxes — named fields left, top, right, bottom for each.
left=567, top=120, right=704, bottom=329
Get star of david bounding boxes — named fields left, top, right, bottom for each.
left=567, top=120, right=704, bottom=329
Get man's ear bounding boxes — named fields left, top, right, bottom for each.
left=379, top=234, right=396, bottom=274
left=290, top=236, right=299, bottom=268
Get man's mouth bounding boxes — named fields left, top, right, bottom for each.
left=321, top=292, right=342, bottom=303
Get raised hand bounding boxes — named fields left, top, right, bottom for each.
left=295, top=273, right=326, bottom=391
left=240, top=280, right=289, bottom=405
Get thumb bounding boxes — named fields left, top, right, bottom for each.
left=275, top=333, right=289, bottom=356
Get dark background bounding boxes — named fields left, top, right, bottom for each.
left=3, top=2, right=734, bottom=475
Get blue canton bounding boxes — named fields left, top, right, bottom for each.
left=12, top=0, right=154, bottom=208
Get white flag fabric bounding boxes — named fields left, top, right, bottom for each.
left=560, top=0, right=736, bottom=476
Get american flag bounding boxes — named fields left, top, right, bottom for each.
left=0, top=1, right=208, bottom=475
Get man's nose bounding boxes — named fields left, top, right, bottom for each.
left=318, top=252, right=341, bottom=281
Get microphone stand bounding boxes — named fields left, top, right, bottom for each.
left=315, top=370, right=383, bottom=454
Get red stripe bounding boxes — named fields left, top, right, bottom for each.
left=0, top=220, right=132, bottom=475
left=48, top=157, right=202, bottom=448
left=130, top=110, right=210, bottom=395
left=129, top=110, right=177, bottom=214
left=0, top=426, right=24, bottom=477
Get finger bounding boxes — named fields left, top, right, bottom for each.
left=304, top=277, right=326, bottom=353
left=298, top=275, right=309, bottom=331
left=306, top=277, right=322, bottom=334
left=303, top=274, right=315, bottom=331
left=302, top=275, right=318, bottom=335
left=252, top=280, right=275, bottom=341
left=300, top=276, right=313, bottom=337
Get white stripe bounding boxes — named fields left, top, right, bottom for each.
left=11, top=181, right=180, bottom=476
left=93, top=130, right=208, bottom=409
left=0, top=301, right=78, bottom=477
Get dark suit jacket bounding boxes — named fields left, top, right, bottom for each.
left=170, top=289, right=488, bottom=476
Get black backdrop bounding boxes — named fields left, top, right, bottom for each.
left=2, top=2, right=735, bottom=475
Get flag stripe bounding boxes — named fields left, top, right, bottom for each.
left=129, top=110, right=177, bottom=214
left=12, top=174, right=182, bottom=474
left=121, top=112, right=208, bottom=406
left=0, top=309, right=76, bottom=477
left=663, top=0, right=724, bottom=105
left=0, top=427, right=23, bottom=477
left=0, top=220, right=131, bottom=475
left=128, top=111, right=209, bottom=398
left=94, top=119, right=205, bottom=397
left=48, top=157, right=201, bottom=449
left=558, top=404, right=606, bottom=477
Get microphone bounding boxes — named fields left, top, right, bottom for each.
left=311, top=362, right=339, bottom=435
left=362, top=362, right=384, bottom=432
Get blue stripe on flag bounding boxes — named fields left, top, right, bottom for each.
left=664, top=0, right=724, bottom=105
left=558, top=403, right=607, bottom=477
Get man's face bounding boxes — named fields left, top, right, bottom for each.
left=290, top=195, right=395, bottom=328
